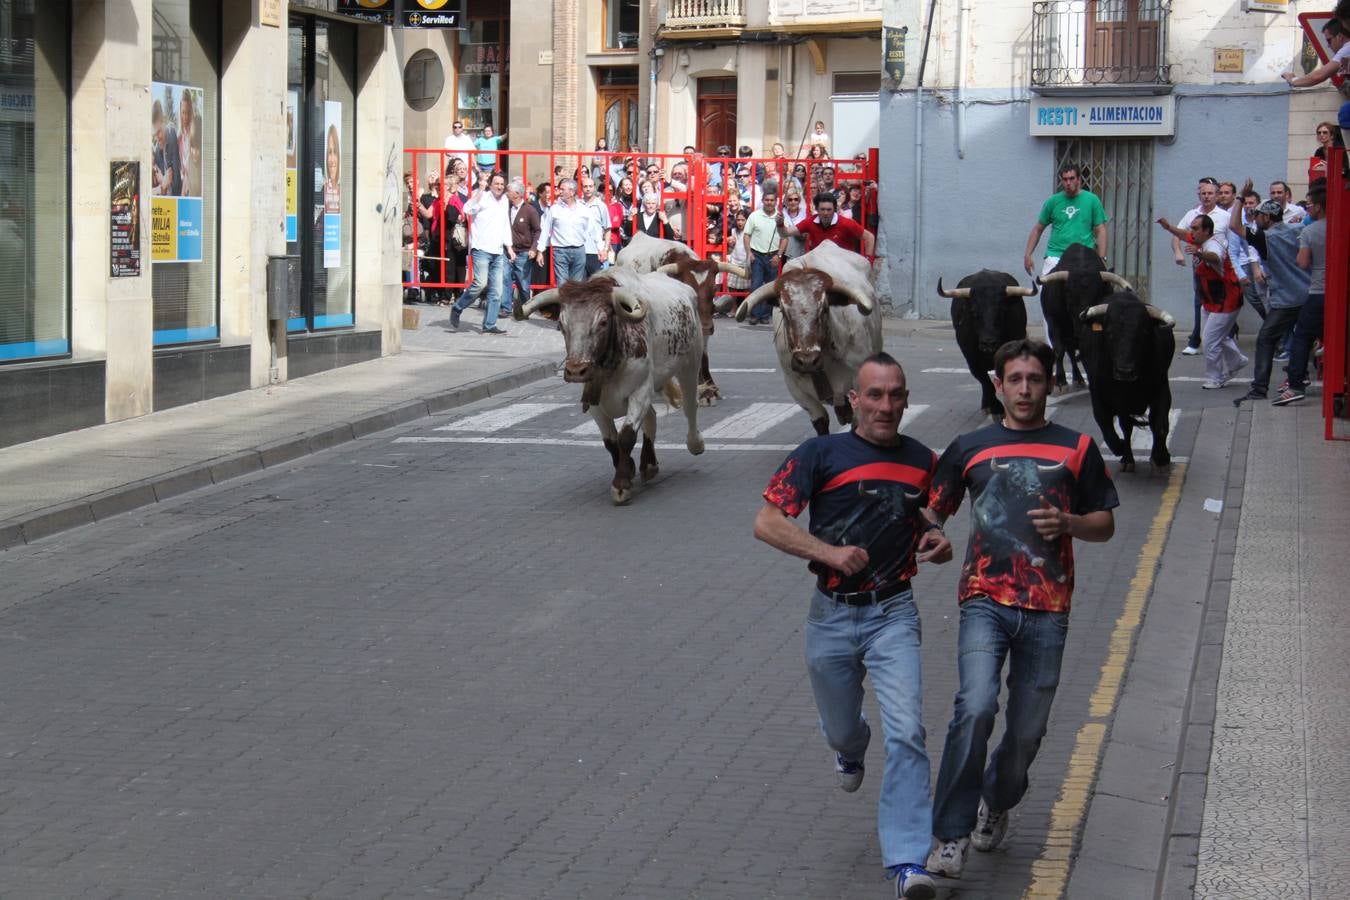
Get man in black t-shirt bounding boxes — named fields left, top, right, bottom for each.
left=924, top=339, right=1118, bottom=880
left=754, top=353, right=952, bottom=900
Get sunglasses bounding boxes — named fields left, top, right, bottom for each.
left=1198, top=177, right=1219, bottom=185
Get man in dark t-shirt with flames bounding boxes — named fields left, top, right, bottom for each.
left=754, top=352, right=952, bottom=899
left=924, top=339, right=1119, bottom=881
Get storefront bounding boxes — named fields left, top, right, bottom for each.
left=0, top=0, right=405, bottom=448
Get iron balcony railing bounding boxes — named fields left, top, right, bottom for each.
left=663, top=0, right=747, bottom=31
left=1031, top=0, right=1172, bottom=89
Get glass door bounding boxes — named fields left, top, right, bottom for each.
left=286, top=14, right=356, bottom=333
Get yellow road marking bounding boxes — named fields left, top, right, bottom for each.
left=1022, top=462, right=1188, bottom=898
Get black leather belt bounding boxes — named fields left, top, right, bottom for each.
left=821, top=580, right=912, bottom=606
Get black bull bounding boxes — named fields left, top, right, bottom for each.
left=1036, top=244, right=1134, bottom=392
left=1078, top=291, right=1177, bottom=472
left=937, top=270, right=1037, bottom=418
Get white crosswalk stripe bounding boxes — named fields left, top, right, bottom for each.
left=394, top=436, right=802, bottom=451
left=565, top=405, right=680, bottom=436
left=1128, top=407, right=1182, bottom=452
left=701, top=402, right=801, bottom=439
left=435, top=402, right=570, bottom=432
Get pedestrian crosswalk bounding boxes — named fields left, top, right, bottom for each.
left=395, top=401, right=932, bottom=450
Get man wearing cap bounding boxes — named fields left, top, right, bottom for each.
left=1234, top=198, right=1308, bottom=404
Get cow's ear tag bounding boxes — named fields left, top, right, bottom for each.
left=1091, top=322, right=1104, bottom=332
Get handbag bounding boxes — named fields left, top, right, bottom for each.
left=451, top=221, right=468, bottom=252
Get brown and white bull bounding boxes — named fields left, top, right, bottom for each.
left=733, top=241, right=882, bottom=435
left=514, top=267, right=706, bottom=505
left=614, top=232, right=747, bottom=406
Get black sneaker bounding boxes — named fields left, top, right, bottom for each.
left=449, top=308, right=462, bottom=329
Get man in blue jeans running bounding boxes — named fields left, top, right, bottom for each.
left=754, top=353, right=952, bottom=899
left=924, top=339, right=1118, bottom=880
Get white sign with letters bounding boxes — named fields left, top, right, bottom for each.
left=1030, top=95, right=1176, bottom=137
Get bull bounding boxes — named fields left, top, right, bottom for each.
left=1078, top=291, right=1176, bottom=472
left=614, top=232, right=747, bottom=406
left=733, top=241, right=881, bottom=436
left=514, top=267, right=706, bottom=504
left=972, top=457, right=1068, bottom=581
left=1035, top=244, right=1133, bottom=393
left=935, top=270, right=1038, bottom=419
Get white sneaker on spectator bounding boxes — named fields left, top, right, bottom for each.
left=1181, top=345, right=1200, bottom=356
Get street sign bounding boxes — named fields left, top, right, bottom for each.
left=333, top=0, right=466, bottom=28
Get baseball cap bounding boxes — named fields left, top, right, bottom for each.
left=1256, top=200, right=1282, bottom=217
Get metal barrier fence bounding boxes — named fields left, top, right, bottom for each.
left=1323, top=146, right=1347, bottom=440
left=401, top=147, right=879, bottom=297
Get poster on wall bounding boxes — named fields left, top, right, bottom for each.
left=286, top=90, right=298, bottom=242
left=150, top=80, right=205, bottom=263
left=110, top=161, right=142, bottom=278
left=323, top=100, right=342, bottom=269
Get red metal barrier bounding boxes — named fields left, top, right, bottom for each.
left=1323, top=146, right=1348, bottom=440
left=401, top=147, right=879, bottom=300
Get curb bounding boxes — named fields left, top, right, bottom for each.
left=0, top=361, right=555, bottom=551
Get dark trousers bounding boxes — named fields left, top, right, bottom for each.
left=1286, top=293, right=1325, bottom=391
left=585, top=253, right=603, bottom=276
left=1186, top=273, right=1202, bottom=349
left=1250, top=306, right=1302, bottom=396
left=748, top=251, right=778, bottom=320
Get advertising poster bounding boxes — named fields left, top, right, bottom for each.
left=110, top=161, right=141, bottom=277
left=150, top=80, right=204, bottom=263
left=286, top=90, right=298, bottom=242
left=323, top=99, right=342, bottom=269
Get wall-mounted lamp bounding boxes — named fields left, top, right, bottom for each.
left=677, top=50, right=690, bottom=68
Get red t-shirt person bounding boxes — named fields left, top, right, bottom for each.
left=798, top=211, right=867, bottom=253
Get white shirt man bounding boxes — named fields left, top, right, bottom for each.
left=443, top=120, right=475, bottom=170
left=578, top=177, right=611, bottom=274
left=450, top=172, right=514, bottom=333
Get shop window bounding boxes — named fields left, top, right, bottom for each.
left=150, top=0, right=220, bottom=346
left=604, top=0, right=640, bottom=52
left=286, top=15, right=357, bottom=332
left=832, top=72, right=881, bottom=96
left=404, top=48, right=444, bottom=113
left=0, top=2, right=69, bottom=363
left=458, top=18, right=508, bottom=134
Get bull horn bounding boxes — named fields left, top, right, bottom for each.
left=1080, top=303, right=1109, bottom=320
left=1037, top=270, right=1070, bottom=284
left=1036, top=461, right=1066, bottom=472
left=1145, top=305, right=1176, bottom=328
left=1005, top=281, right=1038, bottom=298
left=655, top=263, right=680, bottom=275
left=717, top=261, right=749, bottom=279
left=518, top=288, right=563, bottom=320
left=990, top=458, right=1009, bottom=471
left=1099, top=271, right=1134, bottom=291
left=936, top=278, right=971, bottom=299
left=735, top=282, right=779, bottom=322
left=611, top=288, right=647, bottom=322
left=832, top=284, right=875, bottom=316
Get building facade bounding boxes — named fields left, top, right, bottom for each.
left=879, top=0, right=1343, bottom=324
left=2, top=0, right=405, bottom=448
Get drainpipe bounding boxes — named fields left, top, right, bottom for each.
left=912, top=0, right=938, bottom=313
left=956, top=0, right=969, bottom=159
left=648, top=47, right=664, bottom=154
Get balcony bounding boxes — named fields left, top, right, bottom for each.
left=661, top=0, right=747, bottom=36
left=1031, top=0, right=1172, bottom=94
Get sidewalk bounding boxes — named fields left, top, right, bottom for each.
left=0, top=303, right=563, bottom=549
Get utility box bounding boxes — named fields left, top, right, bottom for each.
left=266, top=255, right=300, bottom=322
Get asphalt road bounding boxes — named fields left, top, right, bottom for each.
left=0, top=320, right=1241, bottom=899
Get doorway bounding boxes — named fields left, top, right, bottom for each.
left=596, top=67, right=640, bottom=150
left=696, top=77, right=736, bottom=156
left=286, top=14, right=357, bottom=333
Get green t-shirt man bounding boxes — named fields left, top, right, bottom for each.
left=1037, top=190, right=1107, bottom=256
left=1024, top=167, right=1109, bottom=275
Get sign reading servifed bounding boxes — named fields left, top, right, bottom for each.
left=1029, top=95, right=1176, bottom=137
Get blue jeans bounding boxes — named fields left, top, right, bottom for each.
left=931, top=597, right=1069, bottom=841
left=505, top=252, right=532, bottom=314
left=805, top=588, right=931, bottom=869
left=1286, top=293, right=1324, bottom=391
left=454, top=248, right=506, bottom=329
left=552, top=246, right=587, bottom=284
left=749, top=251, right=778, bottom=320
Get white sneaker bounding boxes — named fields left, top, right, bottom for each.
left=1181, top=345, right=1200, bottom=356
left=926, top=837, right=969, bottom=878
left=971, top=799, right=1009, bottom=851
left=1201, top=380, right=1225, bottom=390
left=834, top=753, right=864, bottom=793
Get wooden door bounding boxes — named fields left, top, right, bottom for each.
left=597, top=87, right=639, bottom=150
left=1087, top=0, right=1158, bottom=81
left=696, top=95, right=737, bottom=157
